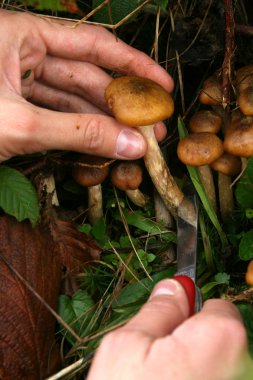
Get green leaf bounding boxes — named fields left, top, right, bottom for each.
left=0, top=166, right=39, bottom=227
left=112, top=267, right=176, bottom=308
left=235, top=157, right=253, bottom=210
left=177, top=117, right=228, bottom=248
left=152, top=0, right=169, bottom=8
left=92, top=0, right=146, bottom=24
left=214, top=272, right=230, bottom=284
left=239, top=229, right=253, bottom=260
left=115, top=209, right=176, bottom=241
left=58, top=289, right=95, bottom=344
left=237, top=303, right=253, bottom=357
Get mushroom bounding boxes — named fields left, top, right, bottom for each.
left=210, top=153, right=242, bottom=221
left=236, top=64, right=253, bottom=93
left=199, top=72, right=223, bottom=106
left=224, top=115, right=253, bottom=157
left=105, top=76, right=184, bottom=217
left=110, top=161, right=149, bottom=208
left=72, top=154, right=109, bottom=224
left=177, top=133, right=224, bottom=211
left=198, top=72, right=230, bottom=134
left=189, top=110, right=223, bottom=134
left=238, top=85, right=253, bottom=116
left=246, top=260, right=253, bottom=286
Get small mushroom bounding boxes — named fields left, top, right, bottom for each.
left=189, top=110, right=223, bottom=134
left=238, top=85, right=253, bottom=116
left=105, top=76, right=184, bottom=217
left=110, top=161, right=149, bottom=207
left=211, top=153, right=242, bottom=222
left=246, top=260, right=253, bottom=286
left=199, top=73, right=223, bottom=106
left=177, top=133, right=224, bottom=212
left=236, top=64, right=253, bottom=93
left=72, top=154, right=109, bottom=224
left=224, top=115, right=253, bottom=157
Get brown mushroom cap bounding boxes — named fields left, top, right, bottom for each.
left=199, top=73, right=223, bottom=106
left=224, top=116, right=253, bottom=157
left=177, top=133, right=224, bottom=166
left=105, top=76, right=174, bottom=126
left=73, top=154, right=109, bottom=187
left=189, top=110, right=222, bottom=134
left=246, top=260, right=253, bottom=286
left=111, top=161, right=143, bottom=191
left=236, top=64, right=253, bottom=93
left=238, top=86, right=253, bottom=116
left=210, top=153, right=242, bottom=176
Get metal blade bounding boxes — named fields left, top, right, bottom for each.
left=176, top=191, right=198, bottom=282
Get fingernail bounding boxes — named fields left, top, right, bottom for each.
left=150, top=279, right=182, bottom=298
left=116, top=129, right=146, bottom=158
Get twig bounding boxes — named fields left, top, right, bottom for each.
left=222, top=0, right=236, bottom=108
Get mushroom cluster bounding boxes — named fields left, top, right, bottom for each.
left=177, top=70, right=247, bottom=221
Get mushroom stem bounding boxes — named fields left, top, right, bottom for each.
left=218, top=172, right=234, bottom=222
left=153, top=189, right=173, bottom=228
left=137, top=124, right=184, bottom=216
left=87, top=185, right=103, bottom=225
left=42, top=173, right=59, bottom=206
left=125, top=189, right=149, bottom=208
left=198, top=165, right=217, bottom=212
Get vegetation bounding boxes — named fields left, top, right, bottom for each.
left=1, top=0, right=253, bottom=378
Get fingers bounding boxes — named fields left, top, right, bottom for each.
left=121, top=279, right=190, bottom=338
left=0, top=97, right=147, bottom=160
left=34, top=56, right=112, bottom=112
left=37, top=16, right=174, bottom=92
left=29, top=81, right=106, bottom=115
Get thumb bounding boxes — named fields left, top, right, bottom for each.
left=32, top=106, right=147, bottom=159
left=122, top=279, right=190, bottom=338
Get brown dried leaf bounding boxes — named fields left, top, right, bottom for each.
left=0, top=215, right=62, bottom=379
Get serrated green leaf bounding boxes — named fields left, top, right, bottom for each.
left=235, top=157, right=253, bottom=210
left=58, top=289, right=95, bottom=344
left=92, top=0, right=145, bottom=24
left=0, top=166, right=39, bottom=227
left=177, top=116, right=228, bottom=248
left=239, top=229, right=253, bottom=261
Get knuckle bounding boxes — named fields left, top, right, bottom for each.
left=81, top=117, right=105, bottom=152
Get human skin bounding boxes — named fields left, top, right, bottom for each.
left=0, top=10, right=173, bottom=163
left=87, top=279, right=250, bottom=380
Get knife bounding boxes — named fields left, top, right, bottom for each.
left=173, top=187, right=202, bottom=315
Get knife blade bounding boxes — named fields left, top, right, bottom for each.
left=173, top=188, right=202, bottom=315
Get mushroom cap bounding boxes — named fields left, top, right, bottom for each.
left=246, top=260, right=253, bottom=286
left=111, top=161, right=143, bottom=190
left=238, top=86, right=253, bottom=116
left=224, top=116, right=253, bottom=157
left=236, top=64, right=253, bottom=93
left=210, top=153, right=242, bottom=176
left=105, top=76, right=174, bottom=126
left=189, top=110, right=222, bottom=134
left=73, top=154, right=109, bottom=187
left=199, top=74, right=223, bottom=106
left=177, top=132, right=224, bottom=166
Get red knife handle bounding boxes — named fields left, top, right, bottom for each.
left=173, top=275, right=196, bottom=316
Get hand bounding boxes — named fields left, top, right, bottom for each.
left=0, top=10, right=173, bottom=163
left=87, top=279, right=249, bottom=380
